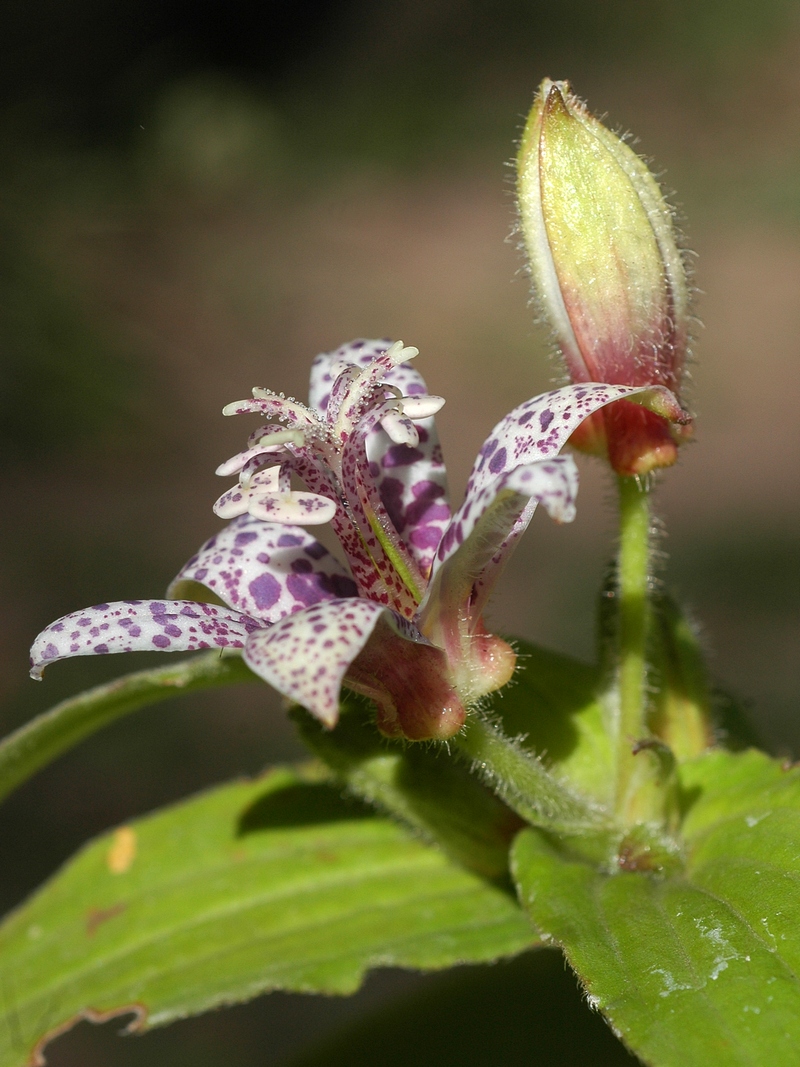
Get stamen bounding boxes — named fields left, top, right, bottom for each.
left=222, top=399, right=256, bottom=417
left=380, top=411, right=420, bottom=446
left=215, top=430, right=305, bottom=478
left=387, top=341, right=419, bottom=365
left=257, top=429, right=305, bottom=449
left=213, top=468, right=282, bottom=518
left=400, top=395, right=446, bottom=420
left=249, top=491, right=338, bottom=525
left=221, top=390, right=318, bottom=429
left=239, top=456, right=280, bottom=489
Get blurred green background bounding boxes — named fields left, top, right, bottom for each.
left=2, top=0, right=800, bottom=1063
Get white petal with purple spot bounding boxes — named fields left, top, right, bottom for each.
left=30, top=601, right=260, bottom=678
left=168, top=515, right=358, bottom=624
left=419, top=456, right=579, bottom=644
left=445, top=382, right=685, bottom=568
left=242, top=597, right=400, bottom=727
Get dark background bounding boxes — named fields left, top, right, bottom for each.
left=2, top=1, right=799, bottom=1062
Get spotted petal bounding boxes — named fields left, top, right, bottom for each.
left=418, top=456, right=578, bottom=654
left=435, top=381, right=686, bottom=575
left=168, top=515, right=358, bottom=624
left=242, top=598, right=403, bottom=727
left=242, top=597, right=463, bottom=738
left=30, top=601, right=260, bottom=678
left=310, top=339, right=451, bottom=578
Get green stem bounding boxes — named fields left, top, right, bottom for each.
left=0, top=653, right=259, bottom=806
left=454, top=715, right=607, bottom=836
left=292, top=702, right=522, bottom=881
left=615, top=475, right=652, bottom=822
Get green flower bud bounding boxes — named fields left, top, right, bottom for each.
left=517, top=79, right=691, bottom=476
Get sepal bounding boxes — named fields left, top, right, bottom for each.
left=30, top=601, right=258, bottom=677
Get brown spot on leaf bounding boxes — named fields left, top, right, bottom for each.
left=28, top=1004, right=147, bottom=1066
left=85, top=902, right=127, bottom=937
left=106, top=827, right=136, bottom=874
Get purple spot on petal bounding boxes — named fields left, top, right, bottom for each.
left=406, top=481, right=447, bottom=528
left=488, top=447, right=507, bottom=474
left=94, top=644, right=109, bottom=654
left=409, top=525, right=442, bottom=549
left=383, top=444, right=424, bottom=468
left=277, top=534, right=303, bottom=547
left=152, top=634, right=171, bottom=648
left=287, top=573, right=327, bottom=607
left=42, top=643, right=59, bottom=660
left=235, top=531, right=258, bottom=546
left=249, top=573, right=281, bottom=611
left=379, top=477, right=406, bottom=533
left=304, top=541, right=327, bottom=560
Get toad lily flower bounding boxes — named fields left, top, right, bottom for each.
left=30, top=340, right=687, bottom=740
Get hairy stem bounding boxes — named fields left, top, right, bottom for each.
left=292, top=701, right=524, bottom=881
left=0, top=653, right=259, bottom=806
left=614, top=475, right=653, bottom=823
left=454, top=714, right=608, bottom=836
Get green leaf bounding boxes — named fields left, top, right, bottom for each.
left=512, top=748, right=800, bottom=1067
left=488, top=640, right=614, bottom=805
left=0, top=766, right=536, bottom=1067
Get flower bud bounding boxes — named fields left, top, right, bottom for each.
left=517, top=79, right=691, bottom=476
